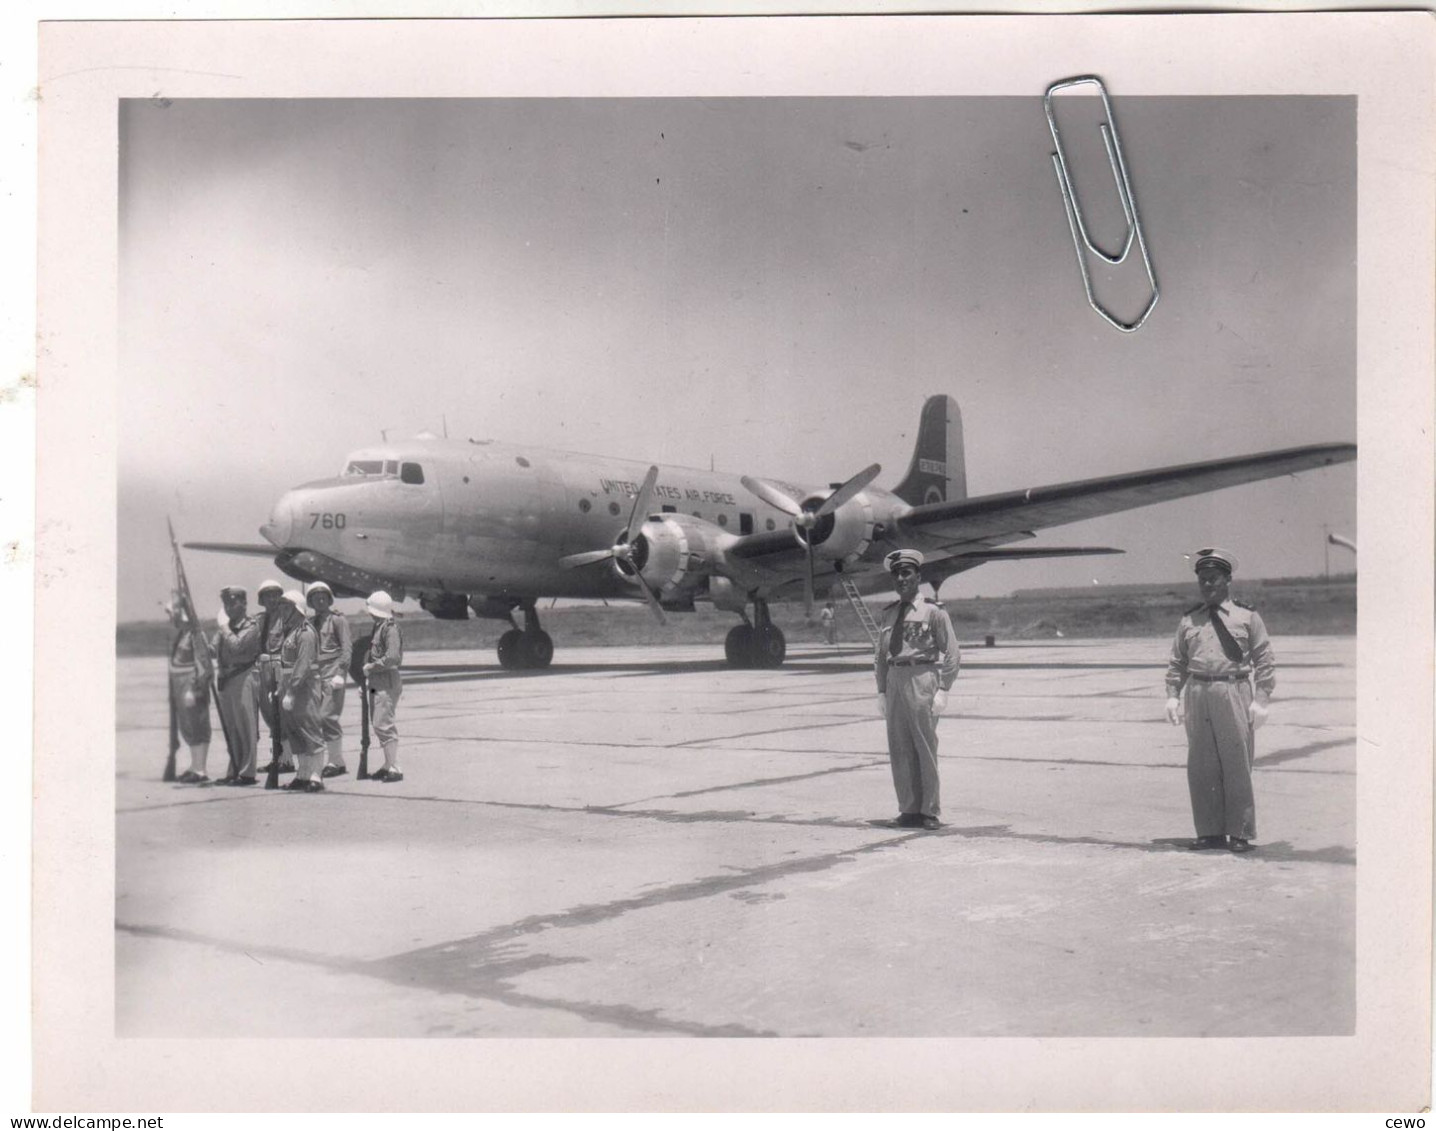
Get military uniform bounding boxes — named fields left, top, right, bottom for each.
left=311, top=604, right=353, bottom=768
left=277, top=614, right=324, bottom=761
left=256, top=599, right=291, bottom=767
left=875, top=589, right=960, bottom=822
left=367, top=615, right=403, bottom=746
left=1166, top=592, right=1276, bottom=843
left=168, top=628, right=213, bottom=749
left=214, top=610, right=262, bottom=780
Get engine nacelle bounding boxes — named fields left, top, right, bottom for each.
left=614, top=514, right=727, bottom=597
left=797, top=493, right=877, bottom=565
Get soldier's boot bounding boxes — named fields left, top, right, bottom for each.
left=189, top=741, right=209, bottom=777
left=374, top=740, right=403, bottom=783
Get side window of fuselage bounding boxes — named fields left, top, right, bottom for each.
left=401, top=462, right=425, bottom=485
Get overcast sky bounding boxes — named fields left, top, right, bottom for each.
left=117, top=95, right=1355, bottom=623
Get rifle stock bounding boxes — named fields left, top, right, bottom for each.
left=164, top=675, right=179, bottom=782
left=264, top=675, right=283, bottom=790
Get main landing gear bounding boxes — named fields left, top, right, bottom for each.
left=496, top=601, right=554, bottom=670
left=723, top=598, right=786, bottom=669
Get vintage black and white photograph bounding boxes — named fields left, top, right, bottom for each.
left=32, top=12, right=1434, bottom=1114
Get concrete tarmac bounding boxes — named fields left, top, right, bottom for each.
left=116, top=636, right=1354, bottom=1038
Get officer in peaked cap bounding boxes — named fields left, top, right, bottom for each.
left=873, top=549, right=960, bottom=830
left=1164, top=547, right=1276, bottom=854
left=212, top=585, right=262, bottom=785
left=306, top=582, right=353, bottom=779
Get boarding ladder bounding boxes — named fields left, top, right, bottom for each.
left=837, top=574, right=882, bottom=648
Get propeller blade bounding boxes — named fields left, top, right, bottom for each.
left=626, top=465, right=661, bottom=543
left=634, top=573, right=668, bottom=625
left=802, top=539, right=816, bottom=619
left=740, top=475, right=804, bottom=517
left=814, top=463, right=882, bottom=516
left=559, top=548, right=616, bottom=570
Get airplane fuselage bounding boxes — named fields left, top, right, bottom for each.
left=262, top=437, right=903, bottom=605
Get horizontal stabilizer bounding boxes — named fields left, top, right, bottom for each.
left=184, top=541, right=279, bottom=557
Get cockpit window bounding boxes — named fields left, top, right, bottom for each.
left=400, top=462, right=425, bottom=485
left=344, top=460, right=388, bottom=477
left=384, top=460, right=398, bottom=475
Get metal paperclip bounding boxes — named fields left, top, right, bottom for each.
left=1044, top=75, right=1159, bottom=333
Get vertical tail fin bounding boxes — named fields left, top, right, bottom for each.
left=893, top=395, right=966, bottom=506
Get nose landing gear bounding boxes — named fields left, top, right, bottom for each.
left=496, top=600, right=554, bottom=670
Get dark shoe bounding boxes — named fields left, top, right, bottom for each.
left=281, top=778, right=309, bottom=791
left=1189, top=835, right=1227, bottom=851
left=894, top=813, right=923, bottom=828
left=304, top=780, right=326, bottom=793
left=321, top=765, right=348, bottom=778
left=259, top=760, right=297, bottom=774
left=920, top=816, right=942, bottom=831
left=231, top=775, right=258, bottom=787
left=1228, top=838, right=1255, bottom=854
left=373, top=769, right=404, bottom=783
left=176, top=770, right=200, bottom=784
left=213, top=776, right=237, bottom=786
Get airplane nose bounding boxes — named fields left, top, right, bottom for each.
left=260, top=493, right=295, bottom=547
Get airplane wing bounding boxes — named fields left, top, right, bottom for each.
left=896, top=443, right=1355, bottom=549
left=184, top=541, right=279, bottom=557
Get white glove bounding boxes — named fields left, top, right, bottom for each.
left=182, top=687, right=197, bottom=708
left=1164, top=697, right=1183, bottom=725
left=1249, top=699, right=1269, bottom=729
left=933, top=689, right=948, bottom=717
left=217, top=607, right=229, bottom=630
left=876, top=693, right=887, bottom=719
left=363, top=662, right=377, bottom=677
left=281, top=694, right=294, bottom=712
left=330, top=675, right=345, bottom=689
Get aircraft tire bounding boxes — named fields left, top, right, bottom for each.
left=522, top=630, right=554, bottom=669
left=497, top=629, right=525, bottom=670
left=724, top=625, right=754, bottom=668
left=754, top=625, right=786, bottom=668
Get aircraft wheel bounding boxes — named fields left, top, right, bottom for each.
left=521, top=630, right=554, bottom=669
left=497, top=629, right=525, bottom=670
left=724, top=625, right=754, bottom=668
left=753, top=624, right=786, bottom=668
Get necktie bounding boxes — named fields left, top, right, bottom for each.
left=1208, top=604, right=1245, bottom=663
left=888, top=603, right=909, bottom=657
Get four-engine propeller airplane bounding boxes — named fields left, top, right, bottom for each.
left=186, top=395, right=1355, bottom=670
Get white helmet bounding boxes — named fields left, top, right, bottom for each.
left=366, top=590, right=395, bottom=619
left=282, top=588, right=307, bottom=611
left=305, top=581, right=334, bottom=605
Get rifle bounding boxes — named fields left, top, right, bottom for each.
left=163, top=666, right=179, bottom=782
left=350, top=633, right=373, bottom=779
left=167, top=518, right=236, bottom=780
left=265, top=676, right=284, bottom=790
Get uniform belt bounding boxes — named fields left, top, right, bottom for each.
left=889, top=659, right=936, bottom=667
left=1189, top=671, right=1250, bottom=682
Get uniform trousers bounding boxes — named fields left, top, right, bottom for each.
left=168, top=670, right=211, bottom=746
left=369, top=672, right=402, bottom=745
left=1183, top=679, right=1257, bottom=840
left=884, top=665, right=942, bottom=818
left=318, top=681, right=346, bottom=743
left=279, top=676, right=324, bottom=757
left=216, top=670, right=260, bottom=777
